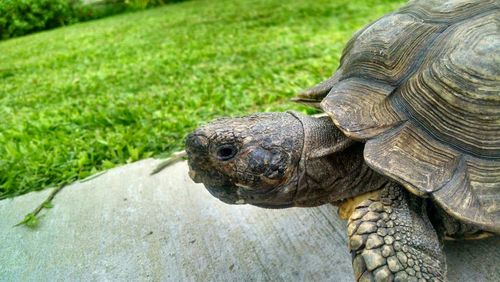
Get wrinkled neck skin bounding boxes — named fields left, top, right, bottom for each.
left=289, top=113, right=389, bottom=207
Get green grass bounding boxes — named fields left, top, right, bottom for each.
left=0, top=0, right=405, bottom=199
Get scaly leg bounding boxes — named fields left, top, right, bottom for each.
left=347, top=183, right=446, bottom=281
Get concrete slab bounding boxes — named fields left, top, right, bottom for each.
left=0, top=160, right=499, bottom=281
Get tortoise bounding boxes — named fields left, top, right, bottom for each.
left=184, top=0, right=499, bottom=280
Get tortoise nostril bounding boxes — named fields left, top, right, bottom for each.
left=186, top=133, right=209, bottom=153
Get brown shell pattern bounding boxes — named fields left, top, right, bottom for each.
left=318, top=0, right=500, bottom=232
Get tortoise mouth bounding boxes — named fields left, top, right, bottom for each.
left=204, top=184, right=297, bottom=208
left=252, top=203, right=295, bottom=209
left=204, top=185, right=242, bottom=204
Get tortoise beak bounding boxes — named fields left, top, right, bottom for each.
left=205, top=185, right=243, bottom=205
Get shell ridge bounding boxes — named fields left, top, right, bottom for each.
left=431, top=154, right=465, bottom=194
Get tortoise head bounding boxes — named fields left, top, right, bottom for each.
left=186, top=112, right=303, bottom=208
left=186, top=111, right=376, bottom=208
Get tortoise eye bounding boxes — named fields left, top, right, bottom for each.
left=216, top=144, right=238, bottom=161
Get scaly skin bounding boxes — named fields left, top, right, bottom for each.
left=348, top=183, right=446, bottom=281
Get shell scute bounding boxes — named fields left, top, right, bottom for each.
left=338, top=13, right=443, bottom=86
left=400, top=0, right=498, bottom=23
left=320, top=77, right=400, bottom=140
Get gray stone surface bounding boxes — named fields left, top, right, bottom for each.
left=0, top=159, right=499, bottom=281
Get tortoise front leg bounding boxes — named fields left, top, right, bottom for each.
left=347, top=183, right=446, bottom=281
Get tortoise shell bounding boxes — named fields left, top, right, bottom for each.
left=297, top=0, right=500, bottom=233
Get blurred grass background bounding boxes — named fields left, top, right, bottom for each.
left=0, top=0, right=185, bottom=40
left=0, top=0, right=405, bottom=199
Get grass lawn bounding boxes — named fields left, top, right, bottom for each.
left=0, top=0, right=405, bottom=199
